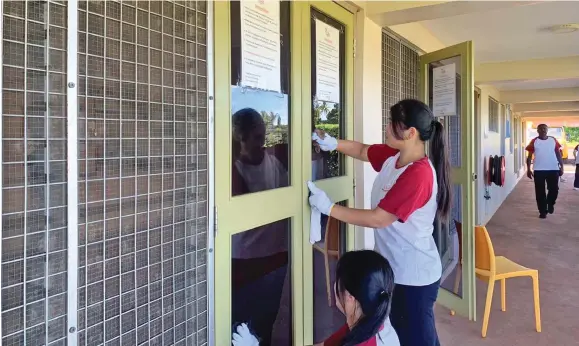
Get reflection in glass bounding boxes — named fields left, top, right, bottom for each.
left=427, top=57, right=463, bottom=297
left=311, top=9, right=345, bottom=181
left=231, top=219, right=292, bottom=346
left=312, top=204, right=347, bottom=342
left=231, top=88, right=290, bottom=196
left=230, top=0, right=291, bottom=195
left=439, top=185, right=462, bottom=297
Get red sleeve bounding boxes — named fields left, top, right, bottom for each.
left=553, top=138, right=562, bottom=151
left=377, top=159, right=433, bottom=223
left=323, top=324, right=349, bottom=346
left=367, top=144, right=399, bottom=172
left=525, top=138, right=536, bottom=153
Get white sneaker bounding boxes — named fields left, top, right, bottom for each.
left=574, top=187, right=579, bottom=191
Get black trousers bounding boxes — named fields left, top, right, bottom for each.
left=574, top=164, right=579, bottom=188
left=533, top=170, right=560, bottom=214
left=390, top=280, right=441, bottom=346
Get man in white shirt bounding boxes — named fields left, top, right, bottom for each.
left=526, top=124, right=565, bottom=218
left=573, top=144, right=579, bottom=191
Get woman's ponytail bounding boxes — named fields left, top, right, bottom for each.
left=429, top=120, right=452, bottom=225
left=342, top=292, right=391, bottom=346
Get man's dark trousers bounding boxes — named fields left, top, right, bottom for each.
left=533, top=170, right=559, bottom=214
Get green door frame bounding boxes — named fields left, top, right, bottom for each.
left=420, top=41, right=477, bottom=320
left=213, top=1, right=355, bottom=345
left=300, top=3, right=355, bottom=344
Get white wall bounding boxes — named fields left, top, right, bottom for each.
left=353, top=13, right=382, bottom=250
left=476, top=86, right=524, bottom=225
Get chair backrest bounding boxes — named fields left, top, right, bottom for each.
left=325, top=216, right=341, bottom=252
left=474, top=226, right=496, bottom=273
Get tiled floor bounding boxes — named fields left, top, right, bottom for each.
left=436, top=171, right=579, bottom=345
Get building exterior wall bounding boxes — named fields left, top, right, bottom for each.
left=353, top=14, right=382, bottom=250
left=476, top=86, right=524, bottom=225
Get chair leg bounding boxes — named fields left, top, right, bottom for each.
left=501, top=279, right=506, bottom=312
left=481, top=279, right=495, bottom=338
left=532, top=273, right=542, bottom=333
left=453, top=264, right=462, bottom=295
left=324, top=252, right=332, bottom=307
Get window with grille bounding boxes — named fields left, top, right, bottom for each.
left=1, top=1, right=209, bottom=345
left=500, top=104, right=508, bottom=156
left=1, top=2, right=69, bottom=345
left=381, top=31, right=419, bottom=142
left=488, top=97, right=500, bottom=133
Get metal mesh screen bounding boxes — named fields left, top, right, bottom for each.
left=381, top=33, right=399, bottom=141
left=381, top=32, right=419, bottom=142
left=2, top=1, right=69, bottom=345
left=76, top=1, right=208, bottom=345
left=488, top=97, right=499, bottom=133
left=400, top=44, right=419, bottom=101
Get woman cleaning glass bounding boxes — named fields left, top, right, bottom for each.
left=308, top=99, right=451, bottom=346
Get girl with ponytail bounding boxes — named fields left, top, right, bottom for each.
left=232, top=250, right=399, bottom=346
left=309, top=99, right=451, bottom=346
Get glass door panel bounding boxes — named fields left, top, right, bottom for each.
left=310, top=7, right=345, bottom=181
left=231, top=219, right=292, bottom=346
left=302, top=2, right=355, bottom=345
left=312, top=203, right=347, bottom=343
left=420, top=42, right=476, bottom=319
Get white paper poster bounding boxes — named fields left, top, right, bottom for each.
left=315, top=19, right=340, bottom=104
left=432, top=63, right=456, bottom=116
left=240, top=0, right=281, bottom=93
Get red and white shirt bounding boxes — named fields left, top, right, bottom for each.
left=324, top=322, right=400, bottom=346
left=525, top=136, right=561, bottom=171
left=367, top=145, right=442, bottom=286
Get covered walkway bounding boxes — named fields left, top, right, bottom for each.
left=436, top=170, right=579, bottom=345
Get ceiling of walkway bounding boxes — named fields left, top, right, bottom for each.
left=419, top=1, right=579, bottom=63
left=363, top=0, right=579, bottom=123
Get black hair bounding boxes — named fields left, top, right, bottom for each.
left=231, top=108, right=264, bottom=155
left=389, top=99, right=452, bottom=223
left=335, top=250, right=395, bottom=346
left=537, top=124, right=548, bottom=129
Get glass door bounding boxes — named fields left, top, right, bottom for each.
left=420, top=42, right=476, bottom=319
left=213, top=1, right=354, bottom=345
left=301, top=2, right=354, bottom=345
left=214, top=1, right=303, bottom=345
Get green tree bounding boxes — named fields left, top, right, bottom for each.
left=325, top=103, right=340, bottom=124
left=313, top=101, right=330, bottom=124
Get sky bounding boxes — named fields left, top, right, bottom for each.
left=231, top=86, right=289, bottom=125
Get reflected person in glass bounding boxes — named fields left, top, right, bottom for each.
left=231, top=108, right=291, bottom=346
left=232, top=250, right=400, bottom=346
left=309, top=99, right=451, bottom=346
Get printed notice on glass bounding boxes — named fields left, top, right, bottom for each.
left=315, top=19, right=340, bottom=104
left=432, top=64, right=456, bottom=116
left=240, top=0, right=281, bottom=93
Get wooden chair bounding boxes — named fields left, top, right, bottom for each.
left=313, top=216, right=341, bottom=307
left=451, top=222, right=542, bottom=338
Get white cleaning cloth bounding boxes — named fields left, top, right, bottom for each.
left=310, top=207, right=321, bottom=244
